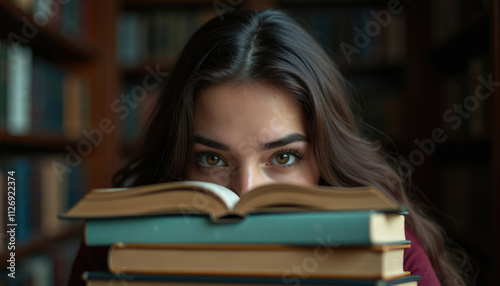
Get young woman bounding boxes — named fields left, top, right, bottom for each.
left=69, top=9, right=469, bottom=286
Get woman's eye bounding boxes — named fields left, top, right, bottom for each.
left=198, top=153, right=225, bottom=167
left=271, top=152, right=297, bottom=166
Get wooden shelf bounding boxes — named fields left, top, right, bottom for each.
left=0, top=0, right=96, bottom=62
left=0, top=223, right=84, bottom=267
left=0, top=132, right=79, bottom=151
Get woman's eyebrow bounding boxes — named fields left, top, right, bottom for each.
left=194, top=133, right=309, bottom=152
left=262, top=133, right=309, bottom=150
left=194, top=135, right=231, bottom=151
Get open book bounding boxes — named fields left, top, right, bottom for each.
left=61, top=181, right=402, bottom=221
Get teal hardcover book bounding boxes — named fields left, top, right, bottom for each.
left=83, top=271, right=422, bottom=285
left=85, top=211, right=408, bottom=246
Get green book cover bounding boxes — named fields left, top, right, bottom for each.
left=85, top=210, right=408, bottom=246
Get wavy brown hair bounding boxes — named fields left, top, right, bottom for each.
left=113, top=9, right=469, bottom=285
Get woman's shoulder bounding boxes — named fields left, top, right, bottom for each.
left=404, top=225, right=441, bottom=286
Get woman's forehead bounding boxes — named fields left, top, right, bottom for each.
left=193, top=82, right=307, bottom=148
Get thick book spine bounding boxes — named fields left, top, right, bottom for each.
left=85, top=211, right=408, bottom=246
left=106, top=243, right=410, bottom=279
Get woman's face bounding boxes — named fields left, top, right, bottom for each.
left=185, top=82, right=320, bottom=196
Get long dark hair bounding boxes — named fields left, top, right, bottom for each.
left=113, top=9, right=468, bottom=285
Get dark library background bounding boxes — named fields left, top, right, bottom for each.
left=0, top=0, right=498, bottom=285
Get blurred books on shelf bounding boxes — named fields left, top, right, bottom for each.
left=0, top=237, right=81, bottom=286
left=439, top=56, right=492, bottom=140
left=0, top=155, right=86, bottom=248
left=0, top=39, right=91, bottom=139
left=119, top=83, right=159, bottom=144
left=9, top=0, right=93, bottom=42
left=429, top=0, right=490, bottom=47
left=117, top=8, right=216, bottom=68
left=434, top=162, right=492, bottom=244
left=116, top=8, right=215, bottom=148
left=285, top=6, right=407, bottom=68
left=0, top=1, right=97, bottom=284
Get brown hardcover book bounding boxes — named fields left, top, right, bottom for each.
left=61, top=181, right=402, bottom=221
left=108, top=243, right=410, bottom=280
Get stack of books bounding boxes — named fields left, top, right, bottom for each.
left=61, top=181, right=422, bottom=285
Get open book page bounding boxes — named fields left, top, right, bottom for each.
left=90, top=181, right=241, bottom=210
left=175, top=181, right=241, bottom=210
left=62, top=181, right=402, bottom=220
left=233, top=183, right=401, bottom=214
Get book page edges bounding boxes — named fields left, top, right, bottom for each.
left=60, top=184, right=237, bottom=219
left=84, top=181, right=239, bottom=208
left=108, top=243, right=410, bottom=279
left=370, top=213, right=406, bottom=243
left=234, top=185, right=401, bottom=215
left=61, top=182, right=403, bottom=221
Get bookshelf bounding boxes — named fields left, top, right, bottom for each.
left=0, top=0, right=120, bottom=284
left=0, top=0, right=120, bottom=186
left=0, top=133, right=78, bottom=150
left=406, top=0, right=498, bottom=285
left=0, top=0, right=96, bottom=61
